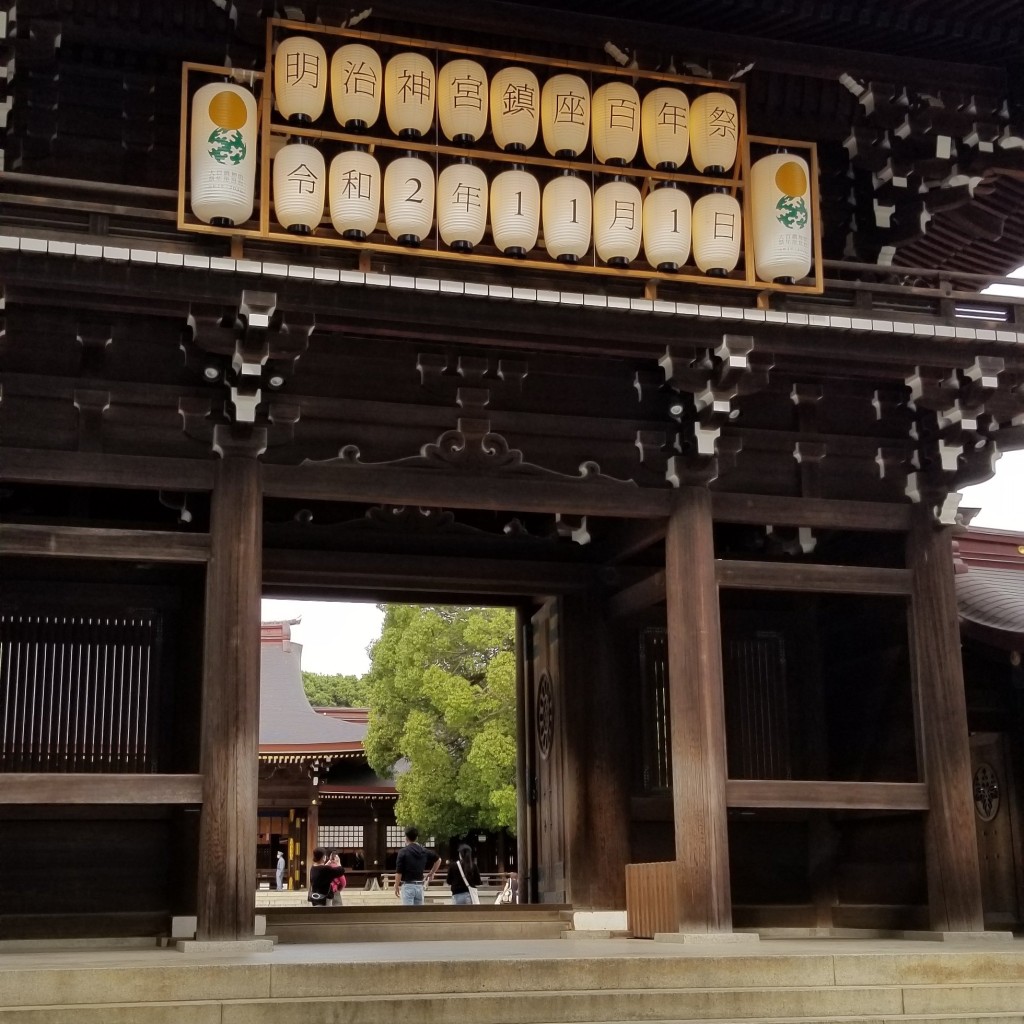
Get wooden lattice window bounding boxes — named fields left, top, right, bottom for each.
left=638, top=627, right=671, bottom=792
left=0, top=612, right=162, bottom=773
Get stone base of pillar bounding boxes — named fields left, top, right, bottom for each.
left=653, top=930, right=761, bottom=945
left=175, top=938, right=275, bottom=954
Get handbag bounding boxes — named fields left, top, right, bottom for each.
left=456, top=861, right=481, bottom=904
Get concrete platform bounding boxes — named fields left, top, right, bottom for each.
left=0, top=934, right=1022, bottom=1022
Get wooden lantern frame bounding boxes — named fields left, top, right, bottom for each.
left=176, top=18, right=823, bottom=295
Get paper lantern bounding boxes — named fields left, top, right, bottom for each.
left=591, top=82, right=640, bottom=165
left=692, top=191, right=742, bottom=274
left=383, top=155, right=434, bottom=244
left=642, top=183, right=691, bottom=271
left=489, top=66, right=540, bottom=152
left=273, top=142, right=325, bottom=234
left=275, top=36, right=327, bottom=124
left=542, top=172, right=591, bottom=262
left=330, top=43, right=381, bottom=130
left=751, top=152, right=813, bottom=282
left=541, top=73, right=590, bottom=158
left=490, top=167, right=540, bottom=256
left=593, top=178, right=642, bottom=266
left=385, top=52, right=435, bottom=138
left=190, top=82, right=258, bottom=226
left=329, top=147, right=381, bottom=240
left=690, top=91, right=739, bottom=173
left=437, top=161, right=488, bottom=251
left=438, top=59, right=488, bottom=144
left=642, top=87, right=689, bottom=169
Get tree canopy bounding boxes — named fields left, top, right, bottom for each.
left=364, top=605, right=517, bottom=839
left=301, top=671, right=371, bottom=708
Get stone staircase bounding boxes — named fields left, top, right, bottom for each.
left=264, top=903, right=575, bottom=942
left=0, top=939, right=1022, bottom=1023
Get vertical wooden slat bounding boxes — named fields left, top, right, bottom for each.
left=665, top=486, right=732, bottom=933
left=140, top=617, right=153, bottom=769
left=0, top=615, right=12, bottom=769
left=907, top=510, right=984, bottom=932
left=125, top=617, right=139, bottom=771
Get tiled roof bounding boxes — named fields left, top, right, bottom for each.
left=259, top=638, right=367, bottom=747
left=957, top=568, right=1024, bottom=647
left=956, top=529, right=1024, bottom=647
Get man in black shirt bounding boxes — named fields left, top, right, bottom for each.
left=393, top=826, right=440, bottom=906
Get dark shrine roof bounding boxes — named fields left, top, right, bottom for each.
left=259, top=623, right=367, bottom=750
left=955, top=528, right=1024, bottom=649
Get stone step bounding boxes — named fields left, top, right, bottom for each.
left=3, top=950, right=1024, bottom=1008
left=269, top=918, right=570, bottom=943
left=4, top=983, right=1024, bottom=1024
left=264, top=904, right=574, bottom=943
left=263, top=904, right=573, bottom=922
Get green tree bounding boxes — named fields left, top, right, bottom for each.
left=364, top=604, right=517, bottom=839
left=302, top=671, right=371, bottom=708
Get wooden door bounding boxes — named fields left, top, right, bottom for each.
left=970, top=732, right=1022, bottom=929
left=529, top=599, right=566, bottom=903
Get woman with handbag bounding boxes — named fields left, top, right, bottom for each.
left=446, top=844, right=482, bottom=905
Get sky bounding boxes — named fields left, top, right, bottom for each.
left=262, top=454, right=1020, bottom=675
left=261, top=598, right=384, bottom=676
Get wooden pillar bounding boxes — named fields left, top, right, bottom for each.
left=907, top=510, right=984, bottom=932
left=665, top=487, right=732, bottom=932
left=556, top=588, right=635, bottom=908
left=197, top=433, right=264, bottom=941
left=514, top=607, right=533, bottom=902
left=304, top=802, right=318, bottom=887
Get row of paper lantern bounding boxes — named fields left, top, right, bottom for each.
left=190, top=82, right=811, bottom=279
left=195, top=142, right=808, bottom=281
left=273, top=36, right=739, bottom=173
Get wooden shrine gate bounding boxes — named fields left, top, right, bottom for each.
left=4, top=0, right=1024, bottom=946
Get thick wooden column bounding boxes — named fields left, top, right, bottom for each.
left=197, top=437, right=263, bottom=941
left=906, top=510, right=984, bottom=932
left=665, top=487, right=732, bottom=932
left=565, top=590, right=631, bottom=910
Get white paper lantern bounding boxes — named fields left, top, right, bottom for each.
left=490, top=167, right=540, bottom=256
left=275, top=36, right=328, bottom=124
left=642, top=87, right=689, bottom=169
left=437, top=161, right=488, bottom=251
left=438, top=59, right=488, bottom=143
left=385, top=52, right=435, bottom=138
left=690, top=91, right=739, bottom=174
left=692, top=191, right=742, bottom=274
left=330, top=43, right=382, bottom=130
left=190, top=82, right=258, bottom=226
left=751, top=152, right=813, bottom=282
left=541, top=73, right=590, bottom=158
left=383, top=155, right=435, bottom=244
left=542, top=172, right=592, bottom=262
left=273, top=142, right=325, bottom=233
left=329, top=147, right=381, bottom=239
left=489, top=66, right=540, bottom=152
left=642, top=183, right=691, bottom=271
left=593, top=179, right=642, bottom=266
left=592, top=82, right=640, bottom=165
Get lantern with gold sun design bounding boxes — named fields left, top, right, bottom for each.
left=190, top=82, right=258, bottom=226
left=751, top=152, right=812, bottom=282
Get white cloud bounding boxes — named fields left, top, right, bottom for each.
left=960, top=447, right=1024, bottom=531
left=261, top=598, right=384, bottom=675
